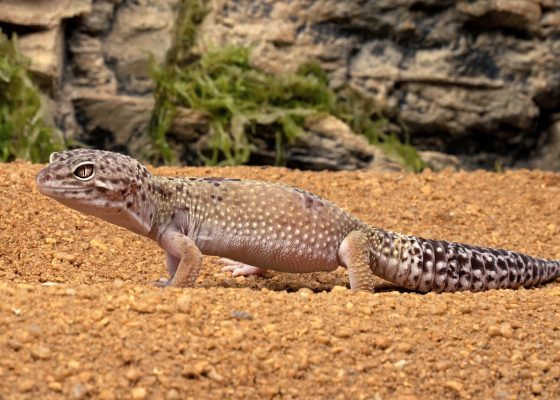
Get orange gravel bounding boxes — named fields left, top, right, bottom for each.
left=1, top=161, right=559, bottom=399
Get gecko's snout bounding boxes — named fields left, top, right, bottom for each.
left=35, top=167, right=51, bottom=195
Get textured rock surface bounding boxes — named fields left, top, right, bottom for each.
left=2, top=0, right=560, bottom=170
left=531, top=115, right=560, bottom=171
left=17, top=26, right=63, bottom=87
left=67, top=0, right=181, bottom=95
left=0, top=0, right=91, bottom=28
left=198, top=0, right=560, bottom=169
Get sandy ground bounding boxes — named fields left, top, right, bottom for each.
left=1, top=161, right=560, bottom=399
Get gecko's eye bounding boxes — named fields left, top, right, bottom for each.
left=73, top=162, right=95, bottom=181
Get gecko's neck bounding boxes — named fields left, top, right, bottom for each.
left=142, top=175, right=194, bottom=241
left=95, top=174, right=174, bottom=238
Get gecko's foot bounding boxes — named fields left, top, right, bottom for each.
left=218, top=258, right=267, bottom=277
left=152, top=277, right=171, bottom=287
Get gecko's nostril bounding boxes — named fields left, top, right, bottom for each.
left=43, top=174, right=52, bottom=182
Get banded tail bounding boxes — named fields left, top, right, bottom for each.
left=367, top=228, right=560, bottom=292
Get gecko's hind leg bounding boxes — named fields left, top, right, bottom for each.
left=218, top=258, right=267, bottom=277
left=338, top=230, right=375, bottom=291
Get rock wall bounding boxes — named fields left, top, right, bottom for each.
left=198, top=0, right=560, bottom=169
left=2, top=0, right=560, bottom=170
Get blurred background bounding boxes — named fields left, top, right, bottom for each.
left=0, top=0, right=559, bottom=172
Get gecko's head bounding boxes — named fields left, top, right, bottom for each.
left=36, top=149, right=151, bottom=216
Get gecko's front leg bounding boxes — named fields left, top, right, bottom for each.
left=158, top=231, right=203, bottom=287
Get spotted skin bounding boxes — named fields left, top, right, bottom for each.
left=36, top=149, right=560, bottom=292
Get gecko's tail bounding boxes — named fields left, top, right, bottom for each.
left=366, top=228, right=560, bottom=293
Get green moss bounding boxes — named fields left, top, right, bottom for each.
left=331, top=88, right=425, bottom=172
left=162, top=46, right=337, bottom=165
left=149, top=1, right=424, bottom=171
left=0, top=30, right=64, bottom=163
left=147, top=0, right=210, bottom=164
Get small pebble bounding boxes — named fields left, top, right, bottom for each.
left=373, top=335, right=392, bottom=350
left=444, top=380, right=464, bottom=393
left=531, top=381, right=543, bottom=395
left=166, top=389, right=181, bottom=400
left=17, top=379, right=35, bottom=392
left=70, top=382, right=87, bottom=400
left=530, top=358, right=550, bottom=371
left=177, top=295, right=192, bottom=313
left=30, top=345, right=51, bottom=360
left=231, top=310, right=253, bottom=320
left=131, top=387, right=147, bottom=400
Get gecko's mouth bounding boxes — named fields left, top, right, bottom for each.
left=36, top=186, right=87, bottom=198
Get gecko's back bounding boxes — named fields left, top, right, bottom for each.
left=146, top=176, right=363, bottom=272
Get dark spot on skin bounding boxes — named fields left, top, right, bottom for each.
left=176, top=186, right=183, bottom=192
left=214, top=182, right=220, bottom=187
left=126, top=202, right=133, bottom=208
left=484, top=256, right=496, bottom=271
left=217, top=196, right=222, bottom=201
left=104, top=201, right=111, bottom=207
left=471, top=254, right=484, bottom=270
left=304, top=195, right=313, bottom=208
left=189, top=177, right=196, bottom=181
left=97, top=187, right=108, bottom=193
left=204, top=177, right=224, bottom=183
left=185, top=206, right=190, bottom=212
left=203, top=177, right=240, bottom=183
left=141, top=193, right=146, bottom=201
left=211, top=195, right=216, bottom=199
left=111, top=177, right=127, bottom=185
left=497, top=258, right=508, bottom=271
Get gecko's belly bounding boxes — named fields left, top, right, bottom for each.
left=199, top=231, right=342, bottom=273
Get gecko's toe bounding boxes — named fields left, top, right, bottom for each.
left=218, top=258, right=267, bottom=277
left=152, top=277, right=171, bottom=287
